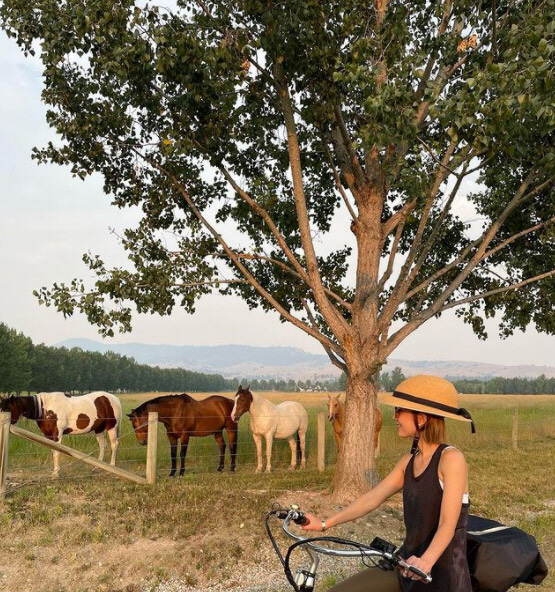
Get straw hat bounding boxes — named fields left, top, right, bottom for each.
left=379, top=375, right=475, bottom=431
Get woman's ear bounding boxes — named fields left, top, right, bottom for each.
left=417, top=413, right=428, bottom=430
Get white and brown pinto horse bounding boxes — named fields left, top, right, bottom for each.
left=231, top=385, right=308, bottom=473
left=327, top=394, right=383, bottom=457
left=0, top=392, right=122, bottom=476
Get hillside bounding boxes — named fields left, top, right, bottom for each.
left=55, top=339, right=555, bottom=381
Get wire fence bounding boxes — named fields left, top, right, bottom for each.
left=3, top=397, right=555, bottom=495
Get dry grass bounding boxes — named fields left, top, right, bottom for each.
left=0, top=391, right=553, bottom=591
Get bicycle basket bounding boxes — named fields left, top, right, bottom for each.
left=467, top=514, right=548, bottom=592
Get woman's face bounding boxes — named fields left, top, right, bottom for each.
left=394, top=407, right=418, bottom=438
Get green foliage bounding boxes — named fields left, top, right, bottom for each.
left=0, top=323, right=232, bottom=393
left=0, top=323, right=32, bottom=393
left=0, top=0, right=553, bottom=359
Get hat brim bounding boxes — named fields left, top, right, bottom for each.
left=378, top=392, right=473, bottom=423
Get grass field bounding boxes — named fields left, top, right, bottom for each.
left=1, top=392, right=554, bottom=591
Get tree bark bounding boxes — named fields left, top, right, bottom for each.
left=332, top=373, right=380, bottom=503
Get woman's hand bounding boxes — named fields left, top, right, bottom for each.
left=300, top=513, right=326, bottom=531
left=401, top=555, right=432, bottom=583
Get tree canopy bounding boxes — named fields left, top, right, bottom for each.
left=2, top=0, right=554, bottom=499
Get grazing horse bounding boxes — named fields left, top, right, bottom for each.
left=127, top=393, right=238, bottom=477
left=327, top=394, right=383, bottom=457
left=0, top=392, right=121, bottom=476
left=231, top=385, right=308, bottom=473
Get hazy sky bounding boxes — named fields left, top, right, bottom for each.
left=1, top=33, right=553, bottom=367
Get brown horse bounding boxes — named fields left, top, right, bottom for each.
left=327, top=394, right=382, bottom=457
left=127, top=393, right=238, bottom=477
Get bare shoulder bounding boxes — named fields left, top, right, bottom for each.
left=396, top=452, right=414, bottom=472
left=439, top=446, right=467, bottom=470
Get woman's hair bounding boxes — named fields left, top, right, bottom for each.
left=420, top=414, right=446, bottom=444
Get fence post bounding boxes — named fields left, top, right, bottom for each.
left=317, top=412, right=325, bottom=472
left=0, top=412, right=11, bottom=500
left=512, top=408, right=519, bottom=450
left=146, top=411, right=158, bottom=484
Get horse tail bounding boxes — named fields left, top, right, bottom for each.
left=296, top=430, right=301, bottom=465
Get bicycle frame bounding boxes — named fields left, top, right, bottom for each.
left=266, top=505, right=432, bottom=592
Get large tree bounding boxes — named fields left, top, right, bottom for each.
left=2, top=0, right=554, bottom=501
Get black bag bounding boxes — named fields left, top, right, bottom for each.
left=466, top=514, right=548, bottom=592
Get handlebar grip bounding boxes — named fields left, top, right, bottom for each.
left=291, top=511, right=308, bottom=525
left=408, top=565, right=432, bottom=583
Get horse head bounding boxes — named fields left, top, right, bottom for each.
left=327, top=394, right=342, bottom=422
left=0, top=395, right=23, bottom=424
left=231, top=384, right=253, bottom=422
left=127, top=408, right=149, bottom=445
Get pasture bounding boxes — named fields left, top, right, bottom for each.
left=0, top=392, right=553, bottom=591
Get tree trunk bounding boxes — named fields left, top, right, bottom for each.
left=332, top=373, right=380, bottom=503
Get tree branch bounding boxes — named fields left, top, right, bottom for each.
left=440, top=268, right=555, bottom=312
left=136, top=150, right=344, bottom=356
left=201, top=251, right=353, bottom=312
left=301, top=298, right=347, bottom=372
left=274, top=61, right=351, bottom=340
left=322, top=143, right=358, bottom=222
left=218, top=165, right=309, bottom=280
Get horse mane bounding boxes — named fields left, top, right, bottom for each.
left=133, top=393, right=192, bottom=414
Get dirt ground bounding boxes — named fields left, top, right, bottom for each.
left=0, top=487, right=405, bottom=592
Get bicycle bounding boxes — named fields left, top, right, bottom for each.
left=265, top=504, right=431, bottom=592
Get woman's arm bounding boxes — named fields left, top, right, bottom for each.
left=302, top=454, right=411, bottom=532
left=406, top=448, right=468, bottom=577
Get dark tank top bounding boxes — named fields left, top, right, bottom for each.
left=398, top=443, right=472, bottom=592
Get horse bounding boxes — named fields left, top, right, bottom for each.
left=127, top=393, right=238, bottom=477
left=327, top=394, right=383, bottom=457
left=231, top=385, right=308, bottom=473
left=0, top=392, right=122, bottom=476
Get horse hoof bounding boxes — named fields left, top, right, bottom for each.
left=230, top=467, right=236, bottom=473
left=255, top=468, right=262, bottom=473
left=169, top=472, right=176, bottom=478
left=217, top=467, right=224, bottom=473
left=287, top=466, right=296, bottom=471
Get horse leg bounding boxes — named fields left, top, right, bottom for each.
left=107, top=426, right=119, bottom=465
left=214, top=432, right=226, bottom=472
left=95, top=431, right=106, bottom=462
left=264, top=432, right=274, bottom=473
left=253, top=433, right=263, bottom=473
left=299, top=429, right=306, bottom=469
left=374, top=430, right=380, bottom=458
left=179, top=433, right=189, bottom=477
left=52, top=436, right=63, bottom=478
left=226, top=423, right=238, bottom=472
left=333, top=428, right=341, bottom=452
left=287, top=436, right=297, bottom=470
left=168, top=434, right=178, bottom=477
left=52, top=448, right=61, bottom=478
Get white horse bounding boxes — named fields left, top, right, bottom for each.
left=0, top=391, right=122, bottom=476
left=231, top=385, right=308, bottom=473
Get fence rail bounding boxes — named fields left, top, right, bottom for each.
left=2, top=402, right=555, bottom=496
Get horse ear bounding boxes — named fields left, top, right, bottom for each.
left=246, top=384, right=250, bottom=390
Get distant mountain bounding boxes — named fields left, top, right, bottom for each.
left=55, top=339, right=555, bottom=381
left=55, top=339, right=339, bottom=380
left=383, top=359, right=555, bottom=380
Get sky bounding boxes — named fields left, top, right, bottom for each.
left=1, top=33, right=554, bottom=368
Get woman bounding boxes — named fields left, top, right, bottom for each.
left=302, top=375, right=475, bottom=591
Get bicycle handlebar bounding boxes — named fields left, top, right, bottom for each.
left=266, top=505, right=432, bottom=591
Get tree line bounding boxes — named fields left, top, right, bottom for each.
left=2, top=323, right=553, bottom=395
left=0, top=323, right=232, bottom=394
